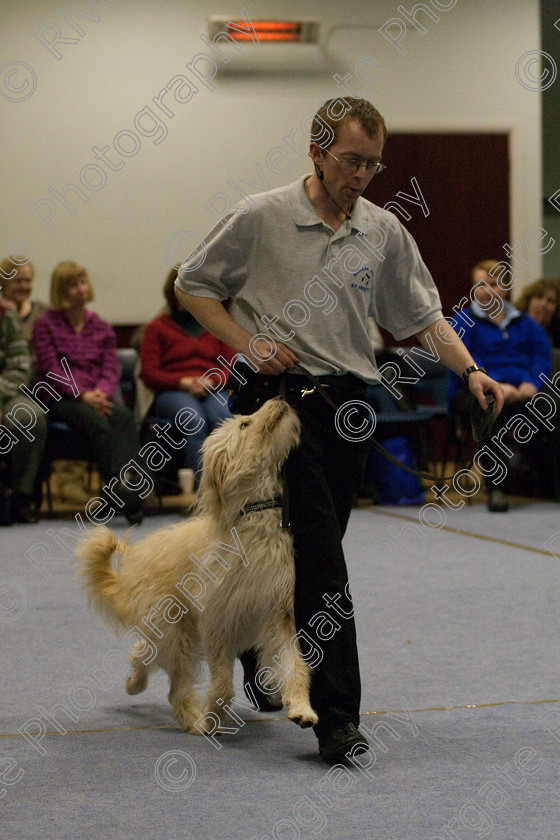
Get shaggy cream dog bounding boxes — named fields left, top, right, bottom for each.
left=77, top=397, right=319, bottom=735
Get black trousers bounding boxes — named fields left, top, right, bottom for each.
left=231, top=368, right=371, bottom=732
left=49, top=398, right=142, bottom=483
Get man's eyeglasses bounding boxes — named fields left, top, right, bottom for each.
left=324, top=148, right=386, bottom=175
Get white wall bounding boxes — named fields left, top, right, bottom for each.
left=0, top=0, right=543, bottom=324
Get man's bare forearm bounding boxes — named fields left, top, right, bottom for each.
left=175, top=288, right=253, bottom=354
left=416, top=318, right=504, bottom=412
left=175, top=286, right=299, bottom=374
left=416, top=318, right=476, bottom=375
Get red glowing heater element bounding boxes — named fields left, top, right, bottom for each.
left=208, top=17, right=320, bottom=44
left=229, top=21, right=301, bottom=41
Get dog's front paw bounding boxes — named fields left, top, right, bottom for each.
left=287, top=703, right=319, bottom=729
left=171, top=699, right=204, bottom=732
left=191, top=715, right=221, bottom=736
left=126, top=671, right=148, bottom=695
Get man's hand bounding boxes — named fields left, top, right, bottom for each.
left=174, top=291, right=300, bottom=376
left=246, top=337, right=299, bottom=375
left=82, top=389, right=113, bottom=417
left=467, top=371, right=504, bottom=414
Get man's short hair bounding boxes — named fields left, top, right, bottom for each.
left=471, top=259, right=500, bottom=283
left=311, top=97, right=387, bottom=150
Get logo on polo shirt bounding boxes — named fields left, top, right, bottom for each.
left=350, top=267, right=373, bottom=292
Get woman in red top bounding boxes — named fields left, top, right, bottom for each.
left=140, top=269, right=233, bottom=475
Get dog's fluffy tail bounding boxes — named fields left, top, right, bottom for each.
left=76, top=525, right=129, bottom=628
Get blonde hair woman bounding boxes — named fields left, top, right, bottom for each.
left=32, top=261, right=145, bottom=524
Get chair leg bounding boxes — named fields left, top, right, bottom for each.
left=44, top=474, right=53, bottom=516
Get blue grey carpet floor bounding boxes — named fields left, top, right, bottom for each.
left=1, top=503, right=559, bottom=839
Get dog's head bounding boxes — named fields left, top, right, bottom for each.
left=196, top=397, right=300, bottom=527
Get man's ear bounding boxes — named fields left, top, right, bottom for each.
left=308, top=142, right=324, bottom=168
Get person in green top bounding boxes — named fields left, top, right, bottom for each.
left=0, top=304, right=47, bottom=523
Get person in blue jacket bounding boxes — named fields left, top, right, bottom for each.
left=450, top=259, right=552, bottom=511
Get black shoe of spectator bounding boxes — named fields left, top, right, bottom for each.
left=317, top=722, right=369, bottom=765
left=0, top=485, right=13, bottom=526
left=125, top=506, right=144, bottom=526
left=12, top=494, right=40, bottom=524
left=106, top=480, right=144, bottom=526
left=240, top=650, right=283, bottom=712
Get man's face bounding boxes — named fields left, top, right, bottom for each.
left=5, top=263, right=33, bottom=305
left=312, top=118, right=384, bottom=210
left=472, top=269, right=508, bottom=311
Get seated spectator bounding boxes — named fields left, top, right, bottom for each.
left=0, top=303, right=47, bottom=523
left=365, top=317, right=413, bottom=413
left=0, top=254, right=91, bottom=501
left=139, top=268, right=233, bottom=476
left=32, top=261, right=145, bottom=525
left=0, top=255, right=48, bottom=343
left=449, top=259, right=553, bottom=512
left=514, top=278, right=560, bottom=348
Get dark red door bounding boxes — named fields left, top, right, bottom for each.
left=363, top=133, right=510, bottom=343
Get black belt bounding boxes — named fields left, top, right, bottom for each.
left=231, top=365, right=495, bottom=527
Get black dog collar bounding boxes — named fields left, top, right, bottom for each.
left=241, top=497, right=282, bottom=516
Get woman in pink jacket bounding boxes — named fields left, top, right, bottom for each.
left=32, top=261, right=144, bottom=525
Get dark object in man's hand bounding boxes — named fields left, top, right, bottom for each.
left=471, top=393, right=497, bottom=442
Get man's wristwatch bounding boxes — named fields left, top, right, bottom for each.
left=462, top=365, right=487, bottom=385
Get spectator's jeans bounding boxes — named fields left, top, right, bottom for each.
left=231, top=369, right=370, bottom=734
left=151, top=390, right=231, bottom=474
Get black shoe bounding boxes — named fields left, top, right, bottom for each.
left=240, top=650, right=283, bottom=712
left=106, top=480, right=144, bottom=526
left=0, top=486, right=13, bottom=526
left=487, top=489, right=509, bottom=512
left=318, top=722, right=369, bottom=765
left=125, top=507, right=144, bottom=526
left=11, top=494, right=40, bottom=524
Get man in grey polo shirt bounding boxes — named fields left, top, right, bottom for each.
left=176, top=97, right=503, bottom=764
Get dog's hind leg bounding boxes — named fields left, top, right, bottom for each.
left=126, top=640, right=158, bottom=695
left=260, top=615, right=319, bottom=729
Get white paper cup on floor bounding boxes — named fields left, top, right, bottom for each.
left=178, top=468, right=195, bottom=495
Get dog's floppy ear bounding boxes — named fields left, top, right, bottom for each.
left=195, top=430, right=230, bottom=518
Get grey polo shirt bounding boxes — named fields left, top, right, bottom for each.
left=176, top=175, right=443, bottom=384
